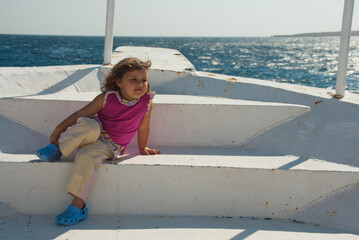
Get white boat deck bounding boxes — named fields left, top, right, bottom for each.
left=2, top=213, right=359, bottom=240
left=2, top=147, right=359, bottom=173
left=111, top=46, right=196, bottom=72
left=2, top=147, right=359, bottom=229
left=2, top=148, right=359, bottom=239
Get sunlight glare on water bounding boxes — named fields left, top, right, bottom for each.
left=0, top=35, right=359, bottom=93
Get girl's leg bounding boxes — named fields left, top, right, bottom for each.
left=66, top=139, right=114, bottom=203
left=59, top=117, right=101, bottom=157
left=71, top=196, right=85, bottom=209
left=55, top=140, right=113, bottom=225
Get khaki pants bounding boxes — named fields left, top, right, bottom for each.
left=59, top=117, right=114, bottom=200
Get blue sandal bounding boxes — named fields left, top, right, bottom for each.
left=55, top=204, right=88, bottom=226
left=36, top=144, right=62, bottom=162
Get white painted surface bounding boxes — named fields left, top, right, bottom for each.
left=294, top=182, right=359, bottom=233
left=3, top=61, right=359, bottom=165
left=0, top=94, right=310, bottom=147
left=0, top=65, right=103, bottom=97
left=0, top=151, right=359, bottom=218
left=1, top=150, right=359, bottom=233
left=2, top=214, right=359, bottom=240
left=110, top=46, right=196, bottom=72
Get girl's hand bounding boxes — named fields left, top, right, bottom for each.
left=139, top=147, right=161, bottom=155
left=49, top=131, right=61, bottom=145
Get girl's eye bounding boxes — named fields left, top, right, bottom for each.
left=142, top=79, right=147, bottom=84
left=130, top=78, right=137, bottom=83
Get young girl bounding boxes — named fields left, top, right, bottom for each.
left=36, top=57, right=160, bottom=226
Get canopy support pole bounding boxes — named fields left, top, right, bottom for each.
left=335, top=0, right=354, bottom=98
left=103, top=0, right=115, bottom=65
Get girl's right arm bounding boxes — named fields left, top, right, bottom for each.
left=49, top=92, right=105, bottom=144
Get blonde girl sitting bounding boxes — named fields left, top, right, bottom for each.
left=36, top=57, right=160, bottom=225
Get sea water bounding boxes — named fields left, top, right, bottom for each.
left=1, top=34, right=358, bottom=94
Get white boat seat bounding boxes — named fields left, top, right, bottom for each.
left=0, top=93, right=310, bottom=148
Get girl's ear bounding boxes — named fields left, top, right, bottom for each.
left=116, top=79, right=122, bottom=88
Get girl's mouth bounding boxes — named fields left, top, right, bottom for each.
left=134, top=88, right=143, bottom=92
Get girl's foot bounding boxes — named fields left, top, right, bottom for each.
left=55, top=204, right=88, bottom=226
left=36, top=144, right=62, bottom=162
left=71, top=196, right=85, bottom=210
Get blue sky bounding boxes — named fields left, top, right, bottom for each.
left=1, top=0, right=358, bottom=37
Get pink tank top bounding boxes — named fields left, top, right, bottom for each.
left=97, top=90, right=155, bottom=157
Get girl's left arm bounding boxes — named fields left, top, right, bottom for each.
left=137, top=102, right=161, bottom=155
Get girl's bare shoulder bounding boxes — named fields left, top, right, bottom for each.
left=92, top=92, right=106, bottom=102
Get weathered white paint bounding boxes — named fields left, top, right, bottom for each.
left=3, top=214, right=359, bottom=240
left=103, top=0, right=115, bottom=65
left=1, top=151, right=359, bottom=233
left=0, top=65, right=103, bottom=97
left=294, top=182, right=359, bottom=233
left=335, top=0, right=355, bottom=98
left=109, top=46, right=196, bottom=72
left=153, top=71, right=359, bottom=166
left=0, top=94, right=309, bottom=147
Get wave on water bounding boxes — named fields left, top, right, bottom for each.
left=0, top=34, right=358, bottom=94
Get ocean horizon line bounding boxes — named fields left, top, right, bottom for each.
left=0, top=33, right=273, bottom=38
left=2, top=32, right=359, bottom=38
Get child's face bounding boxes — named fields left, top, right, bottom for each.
left=116, top=69, right=149, bottom=101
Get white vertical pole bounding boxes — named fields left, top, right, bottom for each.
left=104, top=0, right=115, bottom=65
left=335, top=0, right=354, bottom=98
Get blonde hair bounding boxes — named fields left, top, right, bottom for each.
left=102, top=57, right=152, bottom=92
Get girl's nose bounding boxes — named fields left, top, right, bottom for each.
left=137, top=80, right=147, bottom=86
